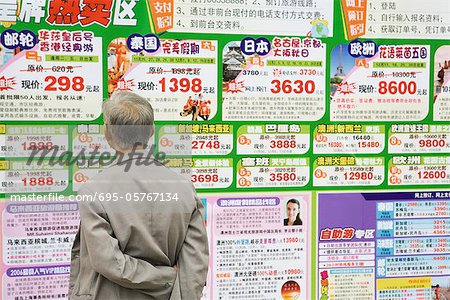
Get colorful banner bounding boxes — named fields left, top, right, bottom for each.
left=0, top=1, right=449, bottom=299
left=318, top=191, right=450, bottom=300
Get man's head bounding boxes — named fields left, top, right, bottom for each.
left=103, top=91, right=155, bottom=153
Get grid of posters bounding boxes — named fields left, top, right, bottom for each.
left=1, top=0, right=450, bottom=299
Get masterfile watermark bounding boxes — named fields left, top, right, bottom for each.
left=9, top=192, right=179, bottom=203
left=26, top=143, right=167, bottom=172
left=10, top=193, right=67, bottom=202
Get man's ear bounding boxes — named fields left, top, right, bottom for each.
left=104, top=123, right=110, bottom=138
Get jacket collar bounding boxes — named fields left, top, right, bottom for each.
left=110, top=149, right=163, bottom=168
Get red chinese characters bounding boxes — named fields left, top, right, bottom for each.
left=79, top=0, right=113, bottom=26
left=47, top=0, right=81, bottom=25
left=46, top=0, right=113, bottom=26
left=320, top=227, right=355, bottom=240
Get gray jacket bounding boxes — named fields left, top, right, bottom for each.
left=68, top=155, right=209, bottom=300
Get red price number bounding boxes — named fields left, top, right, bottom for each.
left=22, top=177, right=55, bottom=186
left=344, top=172, right=374, bottom=180
left=328, top=142, right=343, bottom=148
left=22, top=142, right=54, bottom=151
left=45, top=76, right=85, bottom=92
left=358, top=141, right=380, bottom=148
left=433, top=256, right=447, bottom=261
left=192, top=140, right=220, bottom=150
left=378, top=81, right=417, bottom=95
left=270, top=79, right=315, bottom=94
left=269, top=140, right=297, bottom=148
left=191, top=174, right=219, bottom=183
left=269, top=173, right=297, bottom=181
left=159, top=78, right=202, bottom=93
left=418, top=139, right=446, bottom=148
left=283, top=237, right=299, bottom=243
left=418, top=171, right=447, bottom=179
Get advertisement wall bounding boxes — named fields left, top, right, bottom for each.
left=1, top=1, right=450, bottom=299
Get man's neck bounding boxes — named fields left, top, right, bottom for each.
left=115, top=147, right=146, bottom=156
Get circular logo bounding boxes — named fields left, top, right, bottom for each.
left=0, top=29, right=18, bottom=50
left=281, top=280, right=301, bottom=300
left=143, top=34, right=160, bottom=53
left=19, top=30, right=38, bottom=50
left=127, top=33, right=144, bottom=53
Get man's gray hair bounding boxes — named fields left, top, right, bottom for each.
left=103, top=91, right=155, bottom=150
